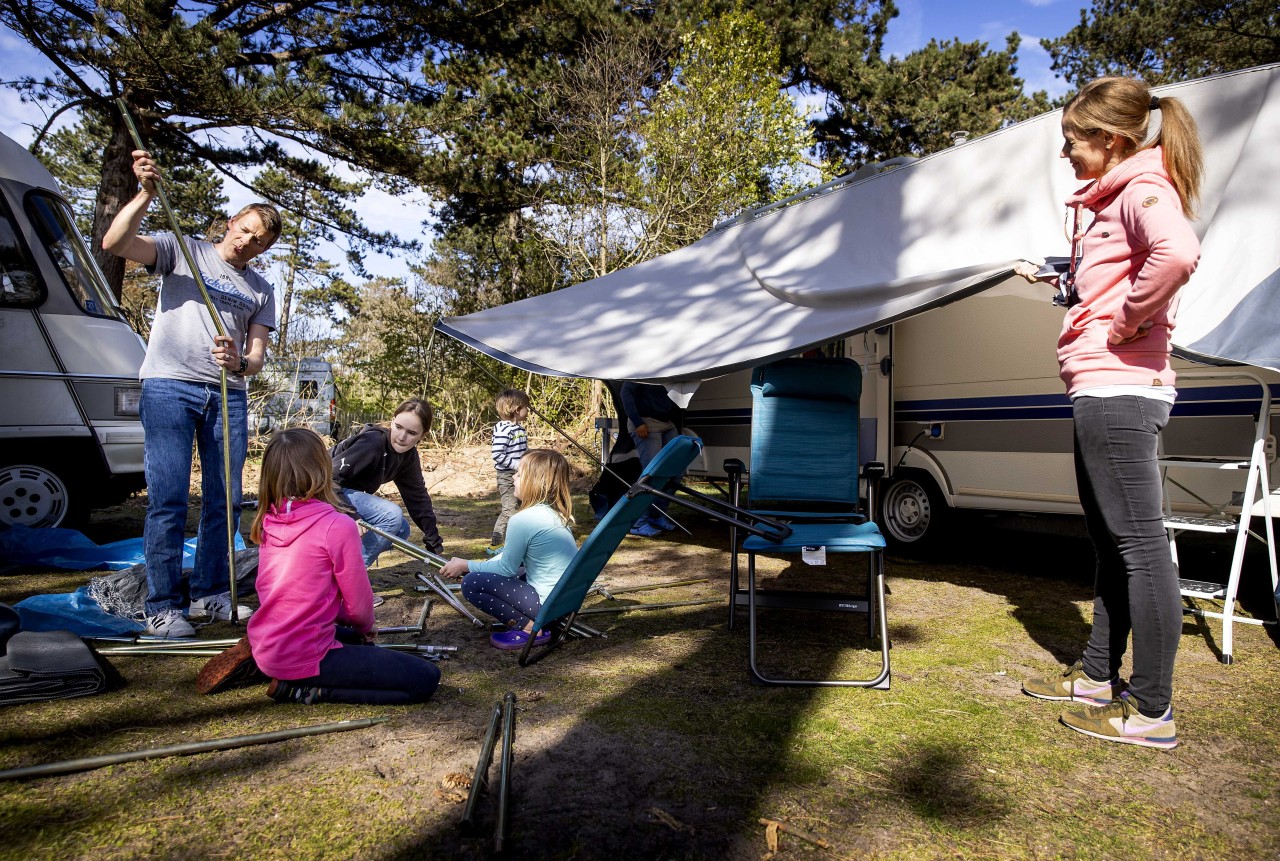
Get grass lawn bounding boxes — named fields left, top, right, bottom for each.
left=1, top=476, right=1277, bottom=860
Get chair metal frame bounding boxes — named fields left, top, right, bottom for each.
left=515, top=436, right=793, bottom=666
left=724, top=357, right=891, bottom=688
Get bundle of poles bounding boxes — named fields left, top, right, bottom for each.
left=461, top=691, right=517, bottom=852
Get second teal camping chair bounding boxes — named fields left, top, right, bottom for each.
left=724, top=357, right=890, bottom=688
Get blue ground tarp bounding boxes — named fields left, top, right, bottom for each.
left=0, top=524, right=244, bottom=574
left=2, top=526, right=248, bottom=636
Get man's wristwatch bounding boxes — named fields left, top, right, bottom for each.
left=236, top=356, right=249, bottom=375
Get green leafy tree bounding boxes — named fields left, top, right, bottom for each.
left=529, top=27, right=670, bottom=285
left=638, top=7, right=817, bottom=253
left=336, top=276, right=443, bottom=413
left=253, top=165, right=403, bottom=358
left=1043, top=0, right=1280, bottom=86
left=37, top=115, right=227, bottom=238
left=420, top=1, right=1045, bottom=306
left=0, top=0, right=536, bottom=297
left=816, top=34, right=1053, bottom=172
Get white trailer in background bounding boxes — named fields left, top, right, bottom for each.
left=252, top=357, right=340, bottom=438
left=0, top=131, right=147, bottom=527
left=436, top=65, right=1280, bottom=656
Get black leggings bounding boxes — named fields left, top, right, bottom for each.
left=286, top=630, right=440, bottom=705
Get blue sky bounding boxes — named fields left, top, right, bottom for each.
left=883, top=0, right=1090, bottom=98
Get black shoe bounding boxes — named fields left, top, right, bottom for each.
left=266, top=678, right=326, bottom=704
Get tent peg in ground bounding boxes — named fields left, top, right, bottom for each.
left=459, top=691, right=517, bottom=852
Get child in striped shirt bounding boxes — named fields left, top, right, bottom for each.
left=488, top=389, right=530, bottom=553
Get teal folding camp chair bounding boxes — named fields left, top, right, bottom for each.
left=516, top=434, right=707, bottom=665
left=724, top=357, right=890, bottom=688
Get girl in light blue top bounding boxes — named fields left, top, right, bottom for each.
left=441, top=449, right=578, bottom=650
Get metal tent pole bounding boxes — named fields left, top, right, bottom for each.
left=0, top=718, right=387, bottom=781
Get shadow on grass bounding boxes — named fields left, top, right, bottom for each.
left=883, top=520, right=1278, bottom=666
left=384, top=518, right=990, bottom=859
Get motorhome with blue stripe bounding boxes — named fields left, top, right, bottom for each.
left=684, top=284, right=1279, bottom=550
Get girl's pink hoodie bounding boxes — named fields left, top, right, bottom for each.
left=247, top=497, right=374, bottom=680
left=1057, top=146, right=1200, bottom=395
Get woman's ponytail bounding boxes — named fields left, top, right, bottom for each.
left=1152, top=96, right=1204, bottom=219
left=1064, top=77, right=1205, bottom=219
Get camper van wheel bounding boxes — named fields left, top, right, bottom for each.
left=881, top=473, right=947, bottom=552
left=0, top=462, right=85, bottom=529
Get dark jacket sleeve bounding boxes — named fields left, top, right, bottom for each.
left=393, top=452, right=443, bottom=554
left=619, top=382, right=646, bottom=429
left=331, top=427, right=388, bottom=493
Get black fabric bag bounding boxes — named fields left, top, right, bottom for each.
left=0, top=603, right=19, bottom=654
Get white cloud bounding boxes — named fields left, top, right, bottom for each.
left=977, top=19, right=1016, bottom=47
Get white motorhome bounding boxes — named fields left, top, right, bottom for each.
left=684, top=284, right=1279, bottom=549
left=0, top=131, right=147, bottom=527
left=251, top=357, right=339, bottom=438
left=436, top=65, right=1280, bottom=557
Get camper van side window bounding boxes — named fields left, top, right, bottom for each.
left=0, top=203, right=43, bottom=307
left=25, top=193, right=126, bottom=322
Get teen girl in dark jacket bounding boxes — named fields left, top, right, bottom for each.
left=331, top=398, right=444, bottom=564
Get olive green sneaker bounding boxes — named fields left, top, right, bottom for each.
left=1060, top=696, right=1178, bottom=750
left=1022, top=660, right=1125, bottom=705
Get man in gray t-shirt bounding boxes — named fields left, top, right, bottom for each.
left=139, top=231, right=276, bottom=390
left=104, top=148, right=280, bottom=638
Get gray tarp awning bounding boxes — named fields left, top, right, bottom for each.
left=437, top=64, right=1280, bottom=383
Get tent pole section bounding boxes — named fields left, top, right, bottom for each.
left=460, top=703, right=503, bottom=831
left=0, top=718, right=388, bottom=781
left=495, top=691, right=517, bottom=853
left=357, top=520, right=446, bottom=568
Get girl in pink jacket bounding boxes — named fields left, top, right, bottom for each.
left=242, top=428, right=439, bottom=704
left=1018, top=77, right=1203, bottom=750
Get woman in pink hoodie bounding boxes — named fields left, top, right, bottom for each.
left=1017, top=77, right=1203, bottom=750
left=245, top=428, right=439, bottom=704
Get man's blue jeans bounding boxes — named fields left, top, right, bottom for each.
left=140, top=378, right=247, bottom=615
left=337, top=488, right=410, bottom=567
left=630, top=418, right=681, bottom=528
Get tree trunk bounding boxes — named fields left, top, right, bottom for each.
left=92, top=114, right=138, bottom=302
left=277, top=238, right=299, bottom=356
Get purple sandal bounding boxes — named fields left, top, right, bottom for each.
left=489, top=629, right=552, bottom=651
